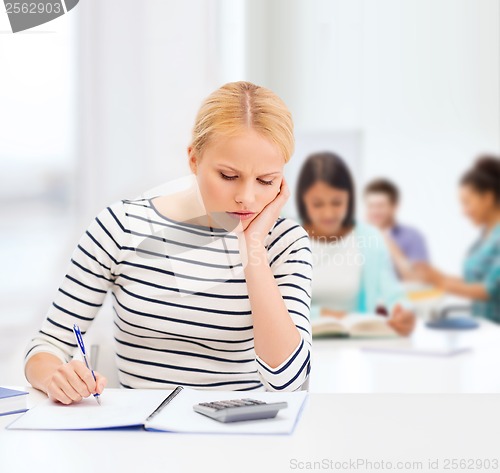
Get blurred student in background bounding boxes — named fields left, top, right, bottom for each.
left=364, top=178, right=430, bottom=280
left=415, top=155, right=500, bottom=323
left=295, top=151, right=415, bottom=336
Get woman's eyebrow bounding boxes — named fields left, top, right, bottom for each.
left=260, top=171, right=282, bottom=177
left=218, top=166, right=241, bottom=174
left=218, top=165, right=282, bottom=177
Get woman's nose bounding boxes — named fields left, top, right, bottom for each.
left=234, top=181, right=257, bottom=206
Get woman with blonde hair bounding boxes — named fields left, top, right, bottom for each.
left=24, top=81, right=312, bottom=404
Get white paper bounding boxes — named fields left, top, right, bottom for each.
left=6, top=389, right=172, bottom=430
left=145, top=387, right=308, bottom=435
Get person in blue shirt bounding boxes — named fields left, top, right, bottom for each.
left=364, top=178, right=430, bottom=280
left=415, top=155, right=500, bottom=323
left=295, top=151, right=416, bottom=336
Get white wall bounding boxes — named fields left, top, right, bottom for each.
left=360, top=0, right=499, bottom=273
left=76, top=0, right=221, bottom=223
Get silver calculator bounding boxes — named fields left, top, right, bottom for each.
left=193, top=398, right=288, bottom=423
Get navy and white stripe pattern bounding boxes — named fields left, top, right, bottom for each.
left=24, top=196, right=313, bottom=391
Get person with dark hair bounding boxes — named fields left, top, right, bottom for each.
left=415, top=155, right=500, bottom=323
left=296, top=151, right=415, bottom=336
left=364, top=178, right=430, bottom=280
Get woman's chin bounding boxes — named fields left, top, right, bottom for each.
left=317, top=222, right=341, bottom=235
left=240, top=217, right=254, bottom=230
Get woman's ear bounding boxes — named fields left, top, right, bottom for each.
left=188, top=146, right=198, bottom=175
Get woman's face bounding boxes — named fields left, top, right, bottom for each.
left=459, top=184, right=496, bottom=226
left=302, top=181, right=350, bottom=235
left=189, top=128, right=284, bottom=230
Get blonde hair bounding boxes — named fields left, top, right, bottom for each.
left=191, top=81, right=294, bottom=163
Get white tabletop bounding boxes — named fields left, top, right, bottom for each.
left=1, top=386, right=500, bottom=473
left=310, top=318, right=500, bottom=393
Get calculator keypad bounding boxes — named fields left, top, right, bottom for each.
left=193, top=397, right=288, bottom=423
left=198, top=398, right=267, bottom=410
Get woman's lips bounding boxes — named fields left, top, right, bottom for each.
left=321, top=220, right=339, bottom=227
left=226, top=211, right=256, bottom=220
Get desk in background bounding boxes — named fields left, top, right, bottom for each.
left=310, top=318, right=500, bottom=393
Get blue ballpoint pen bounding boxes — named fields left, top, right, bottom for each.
left=72, top=324, right=101, bottom=405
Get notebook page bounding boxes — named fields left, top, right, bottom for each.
left=6, top=388, right=173, bottom=430
left=145, top=387, right=309, bottom=435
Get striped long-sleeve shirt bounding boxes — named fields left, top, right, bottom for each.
left=23, top=195, right=313, bottom=391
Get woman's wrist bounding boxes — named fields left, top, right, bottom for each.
left=25, top=352, right=63, bottom=394
left=435, top=273, right=449, bottom=290
left=244, top=240, right=267, bottom=268
left=241, top=228, right=265, bottom=247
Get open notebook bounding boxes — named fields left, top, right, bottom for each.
left=6, top=387, right=308, bottom=435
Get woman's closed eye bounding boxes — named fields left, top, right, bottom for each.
left=220, top=172, right=274, bottom=186
left=220, top=172, right=237, bottom=181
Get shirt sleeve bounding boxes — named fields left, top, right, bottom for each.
left=484, top=240, right=500, bottom=300
left=375, top=231, right=411, bottom=313
left=23, top=201, right=125, bottom=376
left=404, top=228, right=430, bottom=263
left=378, top=236, right=413, bottom=312
left=254, top=219, right=313, bottom=392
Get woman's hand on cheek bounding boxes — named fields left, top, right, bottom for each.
left=241, top=177, right=290, bottom=247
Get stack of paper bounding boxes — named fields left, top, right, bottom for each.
left=0, top=387, right=29, bottom=417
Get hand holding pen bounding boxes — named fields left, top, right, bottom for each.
left=72, top=324, right=103, bottom=405
left=42, top=326, right=107, bottom=406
